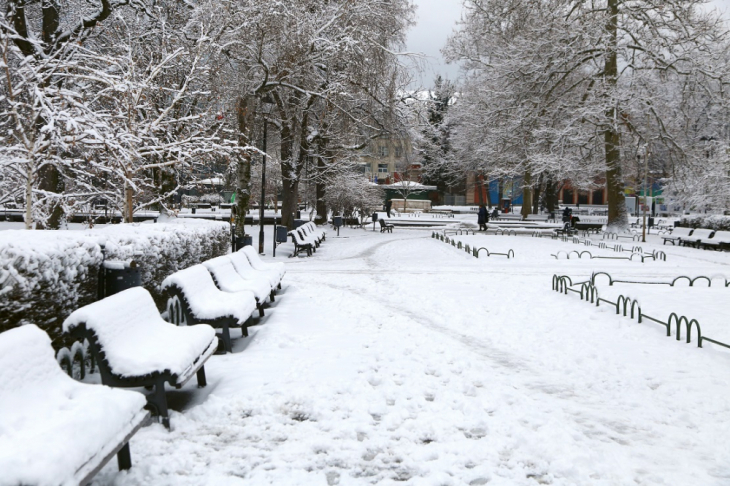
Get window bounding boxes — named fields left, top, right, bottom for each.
left=395, top=146, right=403, bottom=158
left=378, top=163, right=389, bottom=173
left=379, top=146, right=389, bottom=157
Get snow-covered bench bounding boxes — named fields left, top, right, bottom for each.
left=296, top=226, right=321, bottom=248
left=0, top=325, right=149, bottom=485
left=161, top=264, right=258, bottom=353
left=379, top=219, right=394, bottom=233
left=64, top=287, right=217, bottom=428
left=698, top=230, right=730, bottom=251
left=238, top=246, right=286, bottom=290
left=289, top=229, right=314, bottom=256
left=203, top=255, right=271, bottom=317
left=228, top=251, right=277, bottom=302
left=662, top=227, right=692, bottom=245
left=302, top=221, right=326, bottom=244
left=680, top=228, right=713, bottom=248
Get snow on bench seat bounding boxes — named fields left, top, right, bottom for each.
left=161, top=264, right=257, bottom=324
left=0, top=325, right=148, bottom=486
left=203, top=255, right=271, bottom=315
left=63, top=287, right=217, bottom=427
left=64, top=287, right=217, bottom=380
left=239, top=246, right=286, bottom=286
left=161, top=264, right=258, bottom=353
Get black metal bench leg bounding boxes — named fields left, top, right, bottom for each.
left=221, top=325, right=232, bottom=353
left=257, top=302, right=265, bottom=317
left=117, top=442, right=132, bottom=470
left=149, top=380, right=170, bottom=429
left=196, top=365, right=207, bottom=387
left=270, top=290, right=276, bottom=302
left=278, top=282, right=282, bottom=290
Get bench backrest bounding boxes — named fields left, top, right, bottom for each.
left=203, top=256, right=250, bottom=292
left=161, top=264, right=221, bottom=298
left=238, top=246, right=285, bottom=279
left=289, top=229, right=307, bottom=244
left=0, top=325, right=62, bottom=396
left=379, top=219, right=387, bottom=227
left=228, top=251, right=260, bottom=280
left=64, top=287, right=166, bottom=348
left=689, top=228, right=714, bottom=239
left=672, top=227, right=693, bottom=237
left=239, top=246, right=272, bottom=270
left=709, top=230, right=730, bottom=242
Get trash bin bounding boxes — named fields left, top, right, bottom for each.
left=372, top=212, right=378, bottom=222
left=101, top=260, right=142, bottom=298
left=296, top=210, right=301, bottom=219
left=191, top=207, right=196, bottom=214
left=276, top=226, right=289, bottom=243
left=334, top=216, right=343, bottom=228
left=235, top=235, right=252, bottom=250
left=648, top=217, right=655, bottom=228
left=674, top=221, right=681, bottom=228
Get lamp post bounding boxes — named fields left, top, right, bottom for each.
left=258, top=95, right=275, bottom=254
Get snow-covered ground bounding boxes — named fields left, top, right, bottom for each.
left=44, top=226, right=730, bottom=484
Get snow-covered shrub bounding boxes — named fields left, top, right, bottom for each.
left=96, top=220, right=230, bottom=309
left=680, top=215, right=730, bottom=231
left=0, top=220, right=230, bottom=344
left=0, top=232, right=103, bottom=342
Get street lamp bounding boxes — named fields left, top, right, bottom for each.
left=258, top=94, right=275, bottom=255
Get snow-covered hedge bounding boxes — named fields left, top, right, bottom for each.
left=0, top=220, right=230, bottom=344
left=680, top=215, right=730, bottom=231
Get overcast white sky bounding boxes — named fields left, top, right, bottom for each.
left=406, top=0, right=730, bottom=89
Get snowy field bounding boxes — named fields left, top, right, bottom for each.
left=12, top=224, right=728, bottom=485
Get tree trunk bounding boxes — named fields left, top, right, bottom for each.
left=521, top=171, right=532, bottom=220
left=604, top=0, right=627, bottom=228
left=38, top=164, right=64, bottom=229
left=315, top=156, right=327, bottom=225
left=124, top=178, right=134, bottom=223
left=545, top=176, right=558, bottom=212
left=533, top=174, right=543, bottom=214
left=476, top=174, right=484, bottom=206
left=234, top=154, right=251, bottom=238
left=280, top=174, right=299, bottom=229
left=24, top=167, right=33, bottom=229
left=234, top=96, right=255, bottom=236
left=497, top=179, right=503, bottom=208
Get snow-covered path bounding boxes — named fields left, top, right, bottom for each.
left=101, top=229, right=730, bottom=485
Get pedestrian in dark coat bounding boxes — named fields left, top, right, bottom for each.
left=385, top=200, right=392, bottom=218
left=478, top=205, right=488, bottom=231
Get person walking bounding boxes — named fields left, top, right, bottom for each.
left=478, top=204, right=488, bottom=231
left=385, top=199, right=392, bottom=218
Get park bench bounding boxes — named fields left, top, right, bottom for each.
left=302, top=221, right=326, bottom=244
left=227, top=252, right=277, bottom=302
left=238, top=246, right=286, bottom=290
left=379, top=219, right=394, bottom=233
left=295, top=226, right=320, bottom=249
left=63, top=287, right=217, bottom=429
left=161, top=264, right=258, bottom=353
left=289, top=229, right=314, bottom=256
left=662, top=227, right=693, bottom=245
left=680, top=228, right=714, bottom=248
left=203, top=255, right=272, bottom=317
left=526, top=214, right=549, bottom=222
left=698, top=230, right=730, bottom=251
left=0, top=325, right=149, bottom=485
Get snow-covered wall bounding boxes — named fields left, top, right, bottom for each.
left=0, top=220, right=230, bottom=345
